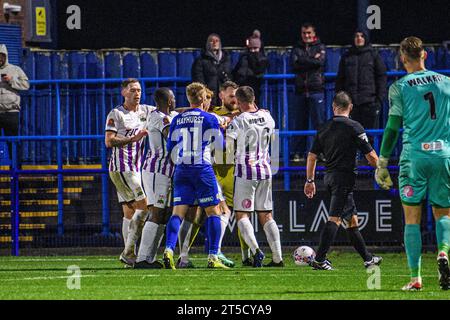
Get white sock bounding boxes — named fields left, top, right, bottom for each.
left=179, top=220, right=193, bottom=263
left=124, top=209, right=149, bottom=255
left=237, top=217, right=259, bottom=255
left=136, top=221, right=158, bottom=263
left=263, top=219, right=282, bottom=263
left=149, top=224, right=165, bottom=262
left=122, top=217, right=131, bottom=247
left=218, top=212, right=230, bottom=251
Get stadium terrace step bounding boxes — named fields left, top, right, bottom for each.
left=0, top=236, right=33, bottom=243
left=0, top=200, right=71, bottom=206
left=0, top=176, right=95, bottom=182
left=0, top=224, right=46, bottom=230
left=0, top=188, right=82, bottom=194
left=0, top=212, right=58, bottom=218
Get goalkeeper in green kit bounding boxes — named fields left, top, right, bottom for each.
left=375, top=37, right=450, bottom=291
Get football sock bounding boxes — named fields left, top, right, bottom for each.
left=149, top=224, right=165, bottom=263
left=263, top=219, right=282, bottom=263
left=207, top=215, right=222, bottom=255
left=237, top=217, right=259, bottom=254
left=316, top=221, right=339, bottom=262
left=178, top=220, right=193, bottom=262
left=124, top=209, right=148, bottom=255
left=238, top=228, right=251, bottom=261
left=122, top=217, right=131, bottom=246
left=218, top=211, right=231, bottom=251
left=404, top=224, right=422, bottom=278
left=436, top=216, right=450, bottom=255
left=165, top=215, right=182, bottom=252
left=346, top=227, right=372, bottom=262
left=136, top=221, right=158, bottom=263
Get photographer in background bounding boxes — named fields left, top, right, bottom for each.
left=192, top=33, right=232, bottom=106
left=0, top=44, right=30, bottom=164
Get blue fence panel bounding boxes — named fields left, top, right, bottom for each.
left=123, top=51, right=140, bottom=79
left=425, top=47, right=436, bottom=69
left=378, top=48, right=397, bottom=71
left=14, top=47, right=450, bottom=165
left=176, top=50, right=196, bottom=106
left=158, top=51, right=177, bottom=77
left=325, top=47, right=342, bottom=73
left=140, top=51, right=158, bottom=103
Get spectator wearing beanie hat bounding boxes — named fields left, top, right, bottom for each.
left=335, top=30, right=387, bottom=130
left=192, top=33, right=232, bottom=106
left=232, top=30, right=269, bottom=106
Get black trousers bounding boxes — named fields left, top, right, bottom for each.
left=324, top=171, right=357, bottom=221
left=350, top=102, right=381, bottom=129
left=0, top=112, right=20, bottom=163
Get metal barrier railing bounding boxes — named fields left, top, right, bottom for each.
left=3, top=69, right=449, bottom=255
left=0, top=135, right=108, bottom=256
left=0, top=130, right=395, bottom=256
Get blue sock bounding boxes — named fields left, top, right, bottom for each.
left=207, top=215, right=221, bottom=255
left=165, top=215, right=182, bottom=252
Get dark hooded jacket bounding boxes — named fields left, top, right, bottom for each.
left=232, top=48, right=269, bottom=102
left=335, top=31, right=387, bottom=106
left=191, top=37, right=232, bottom=106
left=290, top=38, right=326, bottom=94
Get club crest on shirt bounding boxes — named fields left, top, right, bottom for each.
left=402, top=185, right=414, bottom=198
left=242, top=199, right=252, bottom=209
left=157, top=194, right=165, bottom=205
left=107, top=118, right=114, bottom=126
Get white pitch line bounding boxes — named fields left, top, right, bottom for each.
left=0, top=272, right=434, bottom=282
left=2, top=258, right=89, bottom=262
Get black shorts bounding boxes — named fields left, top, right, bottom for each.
left=324, top=172, right=357, bottom=221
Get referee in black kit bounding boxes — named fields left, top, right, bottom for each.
left=304, top=91, right=383, bottom=270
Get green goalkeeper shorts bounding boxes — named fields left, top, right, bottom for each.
left=398, top=157, right=450, bottom=208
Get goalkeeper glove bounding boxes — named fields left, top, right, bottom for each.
left=375, top=156, right=393, bottom=190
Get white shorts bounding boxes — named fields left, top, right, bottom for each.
left=233, top=176, right=273, bottom=212
left=109, top=171, right=146, bottom=204
left=142, top=171, right=172, bottom=208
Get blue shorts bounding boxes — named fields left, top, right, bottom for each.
left=172, top=166, right=221, bottom=208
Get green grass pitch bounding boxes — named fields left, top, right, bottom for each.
left=0, top=252, right=448, bottom=300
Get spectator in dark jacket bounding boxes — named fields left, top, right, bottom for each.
left=232, top=30, right=269, bottom=106
left=335, top=30, right=387, bottom=129
left=289, top=23, right=326, bottom=161
left=192, top=33, right=232, bottom=106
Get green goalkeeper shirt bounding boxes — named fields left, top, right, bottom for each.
left=388, top=70, right=450, bottom=159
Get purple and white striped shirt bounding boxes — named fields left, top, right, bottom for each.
left=227, top=110, right=275, bottom=180
left=142, top=110, right=178, bottom=177
left=105, top=104, right=155, bottom=172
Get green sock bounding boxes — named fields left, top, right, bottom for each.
left=404, top=224, right=422, bottom=278
left=436, top=216, right=450, bottom=255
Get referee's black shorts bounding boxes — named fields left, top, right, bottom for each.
left=324, top=171, right=357, bottom=221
